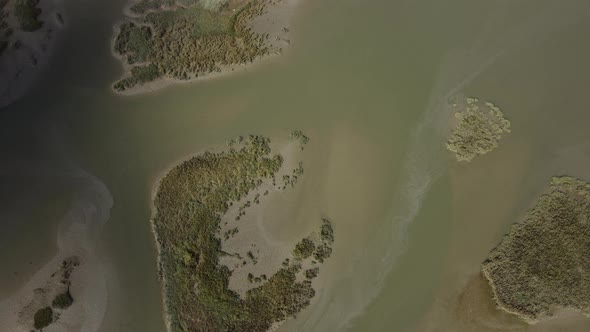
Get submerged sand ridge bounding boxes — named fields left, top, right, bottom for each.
left=150, top=133, right=335, bottom=332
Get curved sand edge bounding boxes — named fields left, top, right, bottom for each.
left=481, top=267, right=590, bottom=325
left=148, top=138, right=303, bottom=332
left=0, top=171, right=113, bottom=332
left=480, top=267, right=536, bottom=324
left=110, top=0, right=301, bottom=96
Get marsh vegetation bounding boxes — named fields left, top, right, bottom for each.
left=14, top=0, right=42, bottom=31
left=446, top=97, right=511, bottom=162
left=113, top=0, right=277, bottom=91
left=289, top=130, right=309, bottom=150
left=153, top=134, right=334, bottom=331
left=293, top=238, right=315, bottom=259
left=482, top=176, right=590, bottom=322
left=29, top=256, right=79, bottom=331
left=52, top=289, right=73, bottom=309
left=0, top=2, right=9, bottom=55
left=33, top=306, right=53, bottom=330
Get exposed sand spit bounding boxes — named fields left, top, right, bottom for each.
left=0, top=168, right=113, bottom=332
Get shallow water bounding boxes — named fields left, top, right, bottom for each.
left=2, top=0, right=590, bottom=331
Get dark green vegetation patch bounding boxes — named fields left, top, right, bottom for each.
left=153, top=135, right=334, bottom=331
left=14, top=0, right=43, bottom=32
left=289, top=130, right=310, bottom=150
left=305, top=267, right=319, bottom=280
left=28, top=257, right=78, bottom=330
left=33, top=306, right=53, bottom=330
left=293, top=238, right=315, bottom=259
left=482, top=176, right=590, bottom=322
left=113, top=0, right=273, bottom=91
left=52, top=289, right=74, bottom=309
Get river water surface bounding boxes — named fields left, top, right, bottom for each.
left=2, top=0, right=590, bottom=331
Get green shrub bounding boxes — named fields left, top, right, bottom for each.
left=320, top=218, right=334, bottom=244
left=293, top=238, right=315, bottom=259
left=289, top=130, right=309, bottom=150
left=153, top=134, right=330, bottom=331
left=33, top=307, right=53, bottom=329
left=14, top=0, right=43, bottom=32
left=52, top=289, right=74, bottom=309
left=313, top=244, right=332, bottom=263
left=446, top=97, right=511, bottom=162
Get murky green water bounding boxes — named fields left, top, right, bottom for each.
left=2, top=0, right=590, bottom=331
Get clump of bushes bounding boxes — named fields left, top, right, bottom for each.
left=223, top=227, right=239, bottom=240
left=14, top=0, right=43, bottom=32
left=289, top=130, right=310, bottom=150
left=312, top=218, right=334, bottom=262
left=247, top=250, right=258, bottom=264
left=280, top=161, right=305, bottom=189
left=320, top=218, right=334, bottom=244
left=52, top=289, right=74, bottom=309
left=293, top=238, right=315, bottom=259
left=313, top=244, right=332, bottom=263
left=34, top=306, right=53, bottom=330
left=305, top=267, right=319, bottom=280
left=482, top=176, right=590, bottom=322
left=113, top=63, right=160, bottom=91
left=446, top=97, right=511, bottom=162
left=113, top=22, right=153, bottom=64
left=30, top=257, right=78, bottom=330
left=1, top=0, right=11, bottom=53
